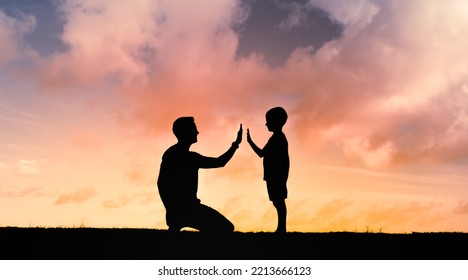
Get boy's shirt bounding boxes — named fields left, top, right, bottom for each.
left=262, top=131, right=290, bottom=183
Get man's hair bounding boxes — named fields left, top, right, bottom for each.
left=266, top=107, right=288, bottom=127
left=172, top=116, right=195, bottom=139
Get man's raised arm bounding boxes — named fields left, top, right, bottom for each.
left=199, top=124, right=243, bottom=168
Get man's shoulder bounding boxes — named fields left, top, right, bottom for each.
left=162, top=144, right=184, bottom=160
left=162, top=145, right=202, bottom=160
left=162, top=144, right=177, bottom=157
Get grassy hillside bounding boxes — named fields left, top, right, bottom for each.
left=1, top=227, right=467, bottom=260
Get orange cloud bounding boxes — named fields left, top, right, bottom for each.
left=287, top=198, right=449, bottom=233
left=315, top=198, right=354, bottom=218
left=454, top=201, right=468, bottom=215
left=101, top=191, right=156, bottom=209
left=360, top=201, right=446, bottom=232
left=54, top=186, right=96, bottom=205
left=0, top=187, right=44, bottom=198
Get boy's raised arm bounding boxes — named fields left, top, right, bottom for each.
left=247, top=128, right=264, bottom=157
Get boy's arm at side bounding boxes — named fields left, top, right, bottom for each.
left=247, top=129, right=264, bottom=158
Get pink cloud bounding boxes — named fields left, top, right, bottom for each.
left=39, top=0, right=162, bottom=88
left=123, top=0, right=468, bottom=170
left=35, top=0, right=468, bottom=170
left=289, top=0, right=468, bottom=168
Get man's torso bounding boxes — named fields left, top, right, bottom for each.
left=157, top=144, right=202, bottom=210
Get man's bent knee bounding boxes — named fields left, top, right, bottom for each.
left=224, top=220, right=235, bottom=233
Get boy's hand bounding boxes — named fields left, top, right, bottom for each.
left=234, top=124, right=243, bottom=145
left=247, top=128, right=252, bottom=143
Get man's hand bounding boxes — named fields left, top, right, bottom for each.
left=234, top=124, right=243, bottom=145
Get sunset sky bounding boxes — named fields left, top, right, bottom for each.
left=1, top=0, right=468, bottom=233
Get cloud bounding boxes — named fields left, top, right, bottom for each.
left=125, top=165, right=147, bottom=186
left=276, top=1, right=319, bottom=32
left=315, top=198, right=354, bottom=218
left=124, top=158, right=155, bottom=186
left=0, top=9, right=35, bottom=66
left=309, top=0, right=379, bottom=27
left=294, top=198, right=447, bottom=232
left=101, top=199, right=126, bottom=209
left=35, top=0, right=247, bottom=130
left=0, top=187, right=43, bottom=198
left=54, top=186, right=96, bottom=205
left=340, top=137, right=396, bottom=169
left=123, top=0, right=468, bottom=169
left=236, top=0, right=342, bottom=67
left=289, top=0, right=468, bottom=168
left=39, top=0, right=163, bottom=88
left=70, top=129, right=103, bottom=150
left=454, top=201, right=468, bottom=214
left=34, top=0, right=468, bottom=170
left=16, top=159, right=41, bottom=176
left=360, top=201, right=445, bottom=231
left=102, top=191, right=156, bottom=209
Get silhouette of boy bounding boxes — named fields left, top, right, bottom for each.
left=247, top=107, right=289, bottom=234
left=157, top=117, right=242, bottom=233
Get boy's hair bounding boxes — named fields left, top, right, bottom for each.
left=172, top=116, right=195, bottom=139
left=266, top=107, right=288, bottom=127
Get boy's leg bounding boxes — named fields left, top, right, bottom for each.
left=273, top=199, right=287, bottom=233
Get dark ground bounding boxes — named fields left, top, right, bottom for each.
left=0, top=227, right=467, bottom=260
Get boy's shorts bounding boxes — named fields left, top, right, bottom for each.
left=266, top=181, right=288, bottom=201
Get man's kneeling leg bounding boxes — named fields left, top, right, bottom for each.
left=187, top=204, right=234, bottom=233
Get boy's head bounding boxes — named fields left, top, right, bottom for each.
left=265, top=107, right=288, bottom=132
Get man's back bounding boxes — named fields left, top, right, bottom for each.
left=157, top=144, right=202, bottom=211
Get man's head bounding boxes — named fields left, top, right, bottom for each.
left=265, top=107, right=288, bottom=132
left=172, top=116, right=199, bottom=143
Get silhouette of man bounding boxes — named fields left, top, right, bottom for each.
left=157, top=117, right=242, bottom=233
